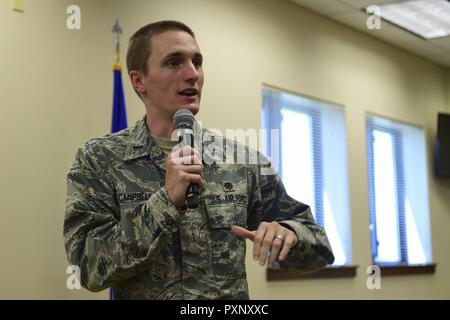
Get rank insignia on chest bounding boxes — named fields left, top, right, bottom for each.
left=223, top=181, right=235, bottom=192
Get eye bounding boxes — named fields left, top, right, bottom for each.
left=166, top=59, right=181, bottom=67
left=193, top=57, right=203, bottom=68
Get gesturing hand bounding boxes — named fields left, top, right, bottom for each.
left=231, top=222, right=298, bottom=268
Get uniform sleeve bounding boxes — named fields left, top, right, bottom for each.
left=247, top=154, right=335, bottom=274
left=64, top=143, right=180, bottom=292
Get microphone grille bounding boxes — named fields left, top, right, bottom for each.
left=173, top=109, right=195, bottom=128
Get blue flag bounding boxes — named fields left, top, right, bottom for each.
left=110, top=65, right=127, bottom=301
left=111, top=66, right=127, bottom=133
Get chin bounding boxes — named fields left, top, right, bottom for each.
left=180, top=104, right=200, bottom=116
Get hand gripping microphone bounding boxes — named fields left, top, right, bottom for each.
left=173, top=109, right=199, bottom=209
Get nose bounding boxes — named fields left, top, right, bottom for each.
left=183, top=61, right=200, bottom=83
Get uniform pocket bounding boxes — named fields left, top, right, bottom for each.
left=206, top=202, right=247, bottom=279
left=145, top=250, right=167, bottom=282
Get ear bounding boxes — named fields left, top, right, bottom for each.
left=129, top=70, right=146, bottom=96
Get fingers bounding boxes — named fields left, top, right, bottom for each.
left=178, top=171, right=205, bottom=187
left=165, top=146, right=205, bottom=209
left=167, top=157, right=204, bottom=177
left=278, top=234, right=296, bottom=261
left=258, top=224, right=276, bottom=266
left=173, top=146, right=202, bottom=164
left=230, top=225, right=256, bottom=241
left=268, top=233, right=284, bottom=268
left=177, top=164, right=204, bottom=177
left=172, top=155, right=203, bottom=166
left=253, top=223, right=268, bottom=262
left=166, top=147, right=204, bottom=179
left=251, top=222, right=299, bottom=268
left=169, top=146, right=203, bottom=168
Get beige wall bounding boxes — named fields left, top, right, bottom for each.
left=0, top=0, right=449, bottom=299
left=445, top=68, right=450, bottom=111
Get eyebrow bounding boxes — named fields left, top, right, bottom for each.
left=162, top=51, right=203, bottom=62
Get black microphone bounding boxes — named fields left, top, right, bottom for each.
left=173, top=109, right=199, bottom=209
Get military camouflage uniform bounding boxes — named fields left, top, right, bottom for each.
left=64, top=117, right=334, bottom=300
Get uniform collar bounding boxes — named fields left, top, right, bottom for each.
left=123, top=115, right=224, bottom=168
left=123, top=117, right=166, bottom=171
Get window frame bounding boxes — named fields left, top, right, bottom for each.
left=262, top=86, right=351, bottom=267
left=366, top=114, right=433, bottom=266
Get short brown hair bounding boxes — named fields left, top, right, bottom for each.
left=126, top=20, right=195, bottom=75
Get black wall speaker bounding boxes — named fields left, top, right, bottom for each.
left=435, top=112, right=450, bottom=178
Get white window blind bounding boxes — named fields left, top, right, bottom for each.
left=366, top=115, right=432, bottom=265
left=262, top=88, right=351, bottom=265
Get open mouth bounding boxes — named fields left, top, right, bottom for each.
left=178, top=88, right=198, bottom=97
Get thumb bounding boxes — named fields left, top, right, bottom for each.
left=231, top=225, right=256, bottom=241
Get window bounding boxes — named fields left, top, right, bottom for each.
left=366, top=115, right=432, bottom=265
left=262, top=87, right=351, bottom=266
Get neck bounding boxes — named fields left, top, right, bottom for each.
left=145, top=108, right=175, bottom=139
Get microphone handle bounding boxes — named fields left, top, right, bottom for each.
left=186, top=184, right=199, bottom=209
left=182, top=128, right=199, bottom=209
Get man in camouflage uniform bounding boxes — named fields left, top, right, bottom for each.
left=64, top=20, right=334, bottom=300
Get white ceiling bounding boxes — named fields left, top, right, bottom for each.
left=289, top=0, right=450, bottom=67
